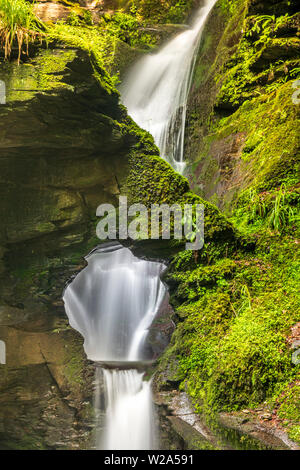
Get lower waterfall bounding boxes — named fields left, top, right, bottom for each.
left=99, top=369, right=156, bottom=450
left=63, top=243, right=166, bottom=449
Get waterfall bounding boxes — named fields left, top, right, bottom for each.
left=120, top=0, right=217, bottom=173
left=63, top=243, right=166, bottom=449
left=100, top=369, right=156, bottom=450
left=63, top=3, right=216, bottom=449
left=64, top=243, right=166, bottom=362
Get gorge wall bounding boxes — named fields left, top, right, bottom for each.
left=0, top=40, right=164, bottom=448
left=185, top=0, right=299, bottom=210
left=0, top=0, right=299, bottom=449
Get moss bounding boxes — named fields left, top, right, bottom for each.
left=119, top=113, right=160, bottom=155
left=126, top=152, right=189, bottom=206
left=220, top=82, right=299, bottom=189
left=277, top=381, right=300, bottom=444
left=122, top=143, right=240, bottom=260
left=1, top=48, right=77, bottom=102
left=98, top=10, right=157, bottom=49
left=46, top=23, right=119, bottom=92
left=190, top=79, right=300, bottom=214
left=0, top=7, right=156, bottom=92
left=168, top=258, right=236, bottom=302
left=186, top=2, right=299, bottom=213
left=216, top=14, right=300, bottom=109
left=156, top=230, right=300, bottom=428
left=64, top=335, right=85, bottom=387
left=136, top=0, right=194, bottom=24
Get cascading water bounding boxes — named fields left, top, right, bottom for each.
left=64, top=244, right=165, bottom=362
left=63, top=243, right=166, bottom=449
left=100, top=369, right=156, bottom=450
left=63, top=3, right=217, bottom=449
left=120, top=0, right=217, bottom=173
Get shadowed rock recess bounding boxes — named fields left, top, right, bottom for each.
left=0, top=0, right=299, bottom=450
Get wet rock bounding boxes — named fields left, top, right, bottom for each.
left=0, top=305, right=29, bottom=326
left=219, top=411, right=299, bottom=450
left=251, top=39, right=300, bottom=70
left=260, top=413, right=273, bottom=421
left=34, top=2, right=70, bottom=23
left=147, top=293, right=175, bottom=359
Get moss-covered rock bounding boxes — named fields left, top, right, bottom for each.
left=155, top=233, right=300, bottom=438
left=185, top=0, right=300, bottom=212
left=151, top=2, right=299, bottom=433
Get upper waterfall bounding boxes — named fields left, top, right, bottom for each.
left=120, top=0, right=217, bottom=173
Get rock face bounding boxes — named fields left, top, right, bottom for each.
left=0, top=45, right=150, bottom=449
left=0, top=35, right=234, bottom=448
left=152, top=0, right=299, bottom=451
left=0, top=36, right=240, bottom=449
left=34, top=2, right=70, bottom=22
left=0, top=47, right=131, bottom=259
left=155, top=390, right=299, bottom=450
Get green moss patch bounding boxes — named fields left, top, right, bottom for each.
left=277, top=381, right=300, bottom=443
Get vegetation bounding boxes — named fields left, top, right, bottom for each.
left=233, top=184, right=299, bottom=235
left=98, top=9, right=156, bottom=48
left=135, top=0, right=194, bottom=24
left=216, top=13, right=300, bottom=109
left=157, top=230, right=300, bottom=440
left=0, top=0, right=157, bottom=89
left=0, top=0, right=299, bottom=450
left=0, top=0, right=44, bottom=63
left=154, top=0, right=300, bottom=446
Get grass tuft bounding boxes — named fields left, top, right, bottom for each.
left=0, top=0, right=44, bottom=63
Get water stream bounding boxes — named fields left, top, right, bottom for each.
left=99, top=369, right=156, bottom=450
left=120, top=0, right=217, bottom=173
left=64, top=244, right=165, bottom=362
left=64, top=2, right=216, bottom=449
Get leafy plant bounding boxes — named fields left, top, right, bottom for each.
left=268, top=184, right=297, bottom=231
left=66, top=9, right=94, bottom=27
left=239, top=284, right=252, bottom=311
left=165, top=0, right=192, bottom=24
left=246, top=15, right=276, bottom=39
left=246, top=14, right=290, bottom=46
left=290, top=67, right=300, bottom=77
left=249, top=188, right=267, bottom=220
left=0, top=0, right=44, bottom=63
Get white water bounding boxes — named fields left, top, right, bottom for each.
left=63, top=243, right=166, bottom=449
left=120, top=0, right=217, bottom=173
left=100, top=369, right=156, bottom=450
left=64, top=243, right=166, bottom=362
